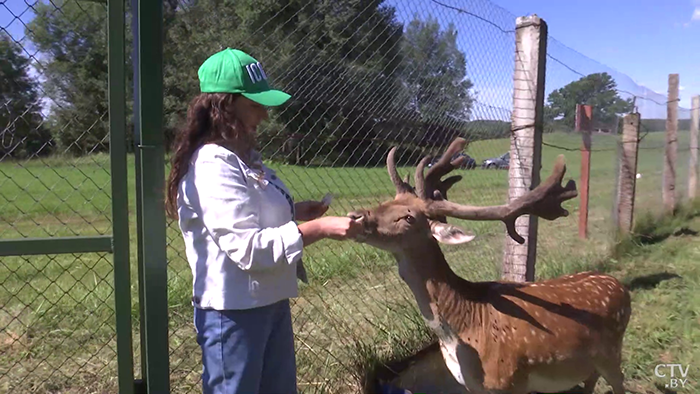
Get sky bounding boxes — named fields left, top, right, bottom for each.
left=0, top=1, right=34, bottom=49
left=490, top=0, right=700, bottom=110
left=2, top=0, right=698, bottom=121
left=384, top=0, right=698, bottom=120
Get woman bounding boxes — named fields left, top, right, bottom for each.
left=165, top=48, right=363, bottom=394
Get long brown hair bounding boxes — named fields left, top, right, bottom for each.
left=165, top=92, right=251, bottom=219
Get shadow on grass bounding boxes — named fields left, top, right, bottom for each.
left=365, top=342, right=442, bottom=394
left=612, top=200, right=700, bottom=258
left=624, top=272, right=682, bottom=291
left=634, top=226, right=699, bottom=246
left=672, top=227, right=699, bottom=236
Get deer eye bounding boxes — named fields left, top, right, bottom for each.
left=403, top=215, right=416, bottom=224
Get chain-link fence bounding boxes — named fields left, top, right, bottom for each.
left=2, top=0, right=698, bottom=393
left=1, top=0, right=123, bottom=393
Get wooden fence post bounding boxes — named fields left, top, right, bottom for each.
left=576, top=104, right=592, bottom=239
left=502, top=15, right=547, bottom=283
left=616, top=113, right=641, bottom=234
left=689, top=95, right=699, bottom=201
left=663, top=73, right=679, bottom=214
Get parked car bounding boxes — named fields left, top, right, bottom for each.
left=427, top=152, right=477, bottom=170
left=481, top=152, right=510, bottom=169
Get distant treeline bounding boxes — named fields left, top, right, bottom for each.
left=640, top=118, right=693, bottom=132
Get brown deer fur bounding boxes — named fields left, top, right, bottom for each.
left=347, top=138, right=632, bottom=394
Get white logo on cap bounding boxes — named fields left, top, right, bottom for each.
left=245, top=62, right=268, bottom=84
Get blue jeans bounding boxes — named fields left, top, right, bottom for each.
left=194, top=299, right=297, bottom=394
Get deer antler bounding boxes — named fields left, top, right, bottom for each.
left=387, top=139, right=466, bottom=199
left=427, top=153, right=578, bottom=244
left=386, top=147, right=415, bottom=195
left=414, top=137, right=468, bottom=201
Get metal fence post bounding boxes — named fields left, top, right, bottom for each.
left=130, top=0, right=148, bottom=388
left=502, top=14, right=547, bottom=282
left=108, top=0, right=135, bottom=393
left=133, top=0, right=170, bottom=392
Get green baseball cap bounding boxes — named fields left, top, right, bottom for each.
left=198, top=48, right=291, bottom=107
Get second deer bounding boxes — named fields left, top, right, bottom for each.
left=347, top=137, right=631, bottom=394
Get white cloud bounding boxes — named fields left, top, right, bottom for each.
left=680, top=85, right=686, bottom=91
left=693, top=7, right=700, bottom=20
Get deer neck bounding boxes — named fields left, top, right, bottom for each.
left=394, top=239, right=483, bottom=329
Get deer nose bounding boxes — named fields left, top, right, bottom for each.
left=347, top=210, right=366, bottom=221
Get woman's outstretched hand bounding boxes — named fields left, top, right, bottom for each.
left=297, top=216, right=364, bottom=246
left=317, top=216, right=364, bottom=240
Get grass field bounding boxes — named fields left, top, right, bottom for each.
left=604, top=202, right=700, bottom=394
left=0, top=130, right=696, bottom=393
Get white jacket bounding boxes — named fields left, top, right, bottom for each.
left=177, top=143, right=303, bottom=310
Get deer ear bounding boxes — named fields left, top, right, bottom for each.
left=430, top=222, right=476, bottom=245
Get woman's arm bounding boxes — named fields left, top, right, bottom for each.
left=297, top=220, right=325, bottom=246
left=184, top=147, right=364, bottom=271
left=297, top=216, right=363, bottom=247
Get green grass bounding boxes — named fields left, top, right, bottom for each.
left=0, top=130, right=696, bottom=393
left=595, top=200, right=700, bottom=393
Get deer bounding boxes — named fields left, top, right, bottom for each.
left=347, top=137, right=632, bottom=394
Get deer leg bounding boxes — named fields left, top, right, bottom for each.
left=593, top=357, right=625, bottom=394
left=581, top=371, right=600, bottom=394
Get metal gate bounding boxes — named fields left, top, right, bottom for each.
left=0, top=0, right=170, bottom=392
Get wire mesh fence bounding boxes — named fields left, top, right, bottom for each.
left=162, top=0, right=695, bottom=392
left=535, top=35, right=690, bottom=279
left=163, top=0, right=520, bottom=391
left=542, top=36, right=693, bottom=250
left=1, top=0, right=122, bottom=393
left=1, top=0, right=698, bottom=393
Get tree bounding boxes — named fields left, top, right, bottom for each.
left=27, top=0, right=179, bottom=156
left=164, top=0, right=406, bottom=166
left=162, top=0, right=243, bottom=147
left=544, top=72, right=634, bottom=131
left=0, top=33, right=52, bottom=159
left=269, top=0, right=406, bottom=166
left=401, top=15, right=475, bottom=126
left=27, top=0, right=111, bottom=156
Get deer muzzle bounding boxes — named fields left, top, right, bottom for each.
left=347, top=210, right=370, bottom=242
